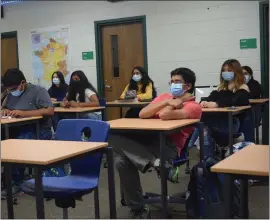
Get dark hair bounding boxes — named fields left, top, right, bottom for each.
left=128, top=66, right=156, bottom=97
left=67, top=70, right=99, bottom=102
left=51, top=71, right=67, bottom=87
left=170, top=67, right=196, bottom=93
left=3, top=68, right=26, bottom=87
left=242, top=66, right=253, bottom=76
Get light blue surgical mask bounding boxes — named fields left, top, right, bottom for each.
left=53, top=78, right=60, bottom=85
left=132, top=74, right=142, bottom=82
left=222, top=71, right=235, bottom=81
left=11, top=89, right=24, bottom=97
left=170, top=83, right=185, bottom=97
left=244, top=74, right=251, bottom=83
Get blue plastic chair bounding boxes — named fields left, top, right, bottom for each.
left=21, top=119, right=110, bottom=219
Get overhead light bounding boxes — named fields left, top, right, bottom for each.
left=1, top=0, right=22, bottom=5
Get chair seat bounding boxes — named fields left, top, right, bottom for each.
left=21, top=175, right=98, bottom=198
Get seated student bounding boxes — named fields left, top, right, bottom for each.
left=60, top=70, right=101, bottom=120
left=110, top=67, right=201, bottom=218
left=120, top=66, right=157, bottom=118
left=199, top=59, right=250, bottom=156
left=48, top=71, right=68, bottom=101
left=242, top=65, right=262, bottom=99
left=1, top=68, right=54, bottom=195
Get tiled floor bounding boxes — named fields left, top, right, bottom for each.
left=1, top=149, right=269, bottom=219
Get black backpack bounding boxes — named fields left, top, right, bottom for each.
left=185, top=157, right=241, bottom=219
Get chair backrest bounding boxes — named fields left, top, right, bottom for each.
left=55, top=119, right=110, bottom=177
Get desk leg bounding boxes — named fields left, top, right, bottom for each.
left=5, top=165, right=14, bottom=219
left=35, top=167, right=45, bottom=219
left=36, top=120, right=40, bottom=140
left=106, top=147, right=116, bottom=219
left=224, top=112, right=233, bottom=218
left=198, top=122, right=204, bottom=161
left=255, top=105, right=260, bottom=144
left=159, top=132, right=168, bottom=218
left=120, top=107, right=123, bottom=118
left=76, top=112, right=79, bottom=119
left=240, top=179, right=249, bottom=218
left=251, top=106, right=256, bottom=143
left=4, top=124, right=9, bottom=139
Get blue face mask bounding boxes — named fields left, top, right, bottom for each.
left=132, top=74, right=142, bottom=82
left=244, top=74, right=251, bottom=83
left=11, top=89, right=24, bottom=97
left=222, top=71, right=235, bottom=81
left=170, top=83, right=185, bottom=97
left=53, top=78, right=60, bottom=85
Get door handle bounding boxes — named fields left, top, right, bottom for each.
left=105, top=84, right=112, bottom=89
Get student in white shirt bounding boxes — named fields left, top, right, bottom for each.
left=61, top=70, right=101, bottom=120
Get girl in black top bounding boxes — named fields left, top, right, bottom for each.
left=48, top=71, right=68, bottom=101
left=242, top=66, right=262, bottom=99
left=200, top=59, right=250, bottom=157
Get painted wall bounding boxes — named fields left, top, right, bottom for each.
left=1, top=1, right=261, bottom=93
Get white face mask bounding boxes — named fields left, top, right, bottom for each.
left=53, top=78, right=60, bottom=85
left=132, top=74, right=142, bottom=82
left=244, top=74, right=251, bottom=83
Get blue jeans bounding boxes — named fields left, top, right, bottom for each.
left=189, top=116, right=240, bottom=157
left=239, top=110, right=254, bottom=142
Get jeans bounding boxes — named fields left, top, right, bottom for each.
left=189, top=116, right=240, bottom=157
left=80, top=112, right=102, bottom=120
left=239, top=110, right=254, bottom=142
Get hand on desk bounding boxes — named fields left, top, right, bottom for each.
left=2, top=109, right=26, bottom=118
left=2, top=109, right=11, bottom=116
left=200, top=101, right=218, bottom=108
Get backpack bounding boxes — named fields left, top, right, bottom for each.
left=185, top=157, right=241, bottom=219
left=43, top=167, right=66, bottom=177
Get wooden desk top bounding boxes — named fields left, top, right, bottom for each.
left=211, top=145, right=269, bottom=176
left=1, top=116, right=42, bottom=125
left=1, top=139, right=108, bottom=165
left=54, top=107, right=104, bottom=113
left=108, top=118, right=199, bottom=131
left=106, top=100, right=150, bottom=107
left=249, top=99, right=269, bottom=104
left=202, top=106, right=251, bottom=113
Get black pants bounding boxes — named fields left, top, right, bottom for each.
left=125, top=108, right=142, bottom=118
left=109, top=131, right=178, bottom=210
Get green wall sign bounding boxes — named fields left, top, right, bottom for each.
left=82, top=51, right=94, bottom=60
left=240, top=38, right=257, bottom=49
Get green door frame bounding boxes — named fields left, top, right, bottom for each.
left=1, top=31, right=20, bottom=70
left=94, top=15, right=148, bottom=97
left=259, top=1, right=269, bottom=144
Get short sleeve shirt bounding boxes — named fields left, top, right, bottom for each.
left=4, top=84, right=53, bottom=129
left=151, top=93, right=202, bottom=156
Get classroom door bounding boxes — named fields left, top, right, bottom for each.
left=1, top=35, right=18, bottom=76
left=101, top=23, right=144, bottom=120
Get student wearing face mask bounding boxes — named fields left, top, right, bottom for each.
left=1, top=68, right=54, bottom=196
left=60, top=70, right=101, bottom=120
left=109, top=68, right=201, bottom=218
left=48, top=71, right=68, bottom=101
left=120, top=66, right=157, bottom=118
left=242, top=66, right=262, bottom=99
left=199, top=59, right=250, bottom=157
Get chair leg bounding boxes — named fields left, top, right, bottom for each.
left=62, top=208, right=68, bottom=219
left=94, top=187, right=100, bottom=219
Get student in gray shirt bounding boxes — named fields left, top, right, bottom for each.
left=1, top=68, right=54, bottom=193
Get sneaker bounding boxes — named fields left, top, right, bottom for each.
left=1, top=185, right=21, bottom=200
left=155, top=161, right=179, bottom=183
left=129, top=205, right=151, bottom=219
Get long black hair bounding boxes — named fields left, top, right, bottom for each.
left=51, top=71, right=67, bottom=88
left=67, top=70, right=99, bottom=102
left=128, top=66, right=156, bottom=97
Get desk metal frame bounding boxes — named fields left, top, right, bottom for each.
left=3, top=147, right=116, bottom=219
left=111, top=121, right=204, bottom=218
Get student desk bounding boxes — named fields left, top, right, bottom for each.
left=249, top=99, right=269, bottom=144
left=1, top=139, right=116, bottom=219
left=54, top=107, right=105, bottom=119
left=1, top=116, right=42, bottom=139
left=108, top=118, right=204, bottom=218
left=211, top=145, right=269, bottom=218
left=106, top=100, right=150, bottom=118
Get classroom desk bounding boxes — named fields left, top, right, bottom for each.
left=1, top=139, right=116, bottom=219
left=1, top=116, right=42, bottom=139
left=108, top=118, right=204, bottom=218
left=211, top=145, right=269, bottom=218
left=106, top=100, right=150, bottom=118
left=54, top=107, right=105, bottom=119
left=249, top=99, right=269, bottom=144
